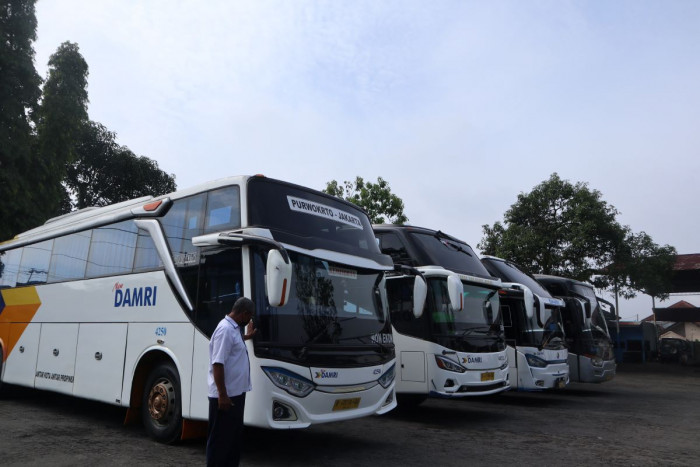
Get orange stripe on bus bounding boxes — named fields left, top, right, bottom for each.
left=0, top=288, right=42, bottom=361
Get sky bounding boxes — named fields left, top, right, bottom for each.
left=32, top=0, right=700, bottom=320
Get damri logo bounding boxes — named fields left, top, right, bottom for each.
left=113, top=282, right=158, bottom=308
left=315, top=369, right=339, bottom=379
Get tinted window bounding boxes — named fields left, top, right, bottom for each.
left=204, top=186, right=241, bottom=233
left=387, top=275, right=428, bottom=339
left=48, top=231, right=92, bottom=282
left=17, top=240, right=53, bottom=285
left=86, top=221, right=138, bottom=277
left=481, top=259, right=553, bottom=297
left=409, top=232, right=491, bottom=278
left=133, top=228, right=163, bottom=272
left=160, top=193, right=206, bottom=266
left=377, top=232, right=415, bottom=266
left=247, top=177, right=390, bottom=266
left=0, top=249, right=23, bottom=288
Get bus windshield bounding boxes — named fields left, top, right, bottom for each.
left=429, top=279, right=505, bottom=352
left=482, top=259, right=553, bottom=298
left=408, top=232, right=492, bottom=278
left=252, top=250, right=391, bottom=366
left=247, top=177, right=391, bottom=266
left=572, top=284, right=611, bottom=339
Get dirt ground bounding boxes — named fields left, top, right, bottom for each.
left=1, top=362, right=699, bottom=466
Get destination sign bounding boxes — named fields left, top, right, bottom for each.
left=287, top=196, right=364, bottom=230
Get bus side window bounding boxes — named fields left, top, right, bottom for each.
left=0, top=248, right=23, bottom=288
left=48, top=231, right=91, bottom=282
left=86, top=221, right=138, bottom=278
left=388, top=276, right=428, bottom=339
left=377, top=233, right=414, bottom=266
left=204, top=186, right=241, bottom=233
left=17, top=240, right=53, bottom=286
left=194, top=248, right=243, bottom=337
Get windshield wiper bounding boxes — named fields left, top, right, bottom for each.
left=434, top=231, right=472, bottom=256
left=297, top=316, right=357, bottom=360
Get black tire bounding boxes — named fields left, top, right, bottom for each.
left=141, top=362, right=182, bottom=444
left=396, top=393, right=427, bottom=408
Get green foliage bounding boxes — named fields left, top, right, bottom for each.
left=34, top=41, right=89, bottom=218
left=323, top=176, right=408, bottom=225
left=0, top=13, right=176, bottom=241
left=479, top=173, right=676, bottom=299
left=0, top=0, right=42, bottom=240
left=66, top=121, right=176, bottom=209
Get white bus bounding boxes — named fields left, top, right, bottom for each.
left=534, top=275, right=616, bottom=383
left=374, top=225, right=509, bottom=405
left=480, top=257, right=569, bottom=391
left=0, top=175, right=398, bottom=443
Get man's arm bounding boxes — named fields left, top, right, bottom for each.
left=212, top=363, right=233, bottom=410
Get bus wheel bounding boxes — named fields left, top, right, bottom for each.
left=142, top=362, right=182, bottom=444
left=396, top=394, right=427, bottom=408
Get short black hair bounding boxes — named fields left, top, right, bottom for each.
left=232, top=297, right=255, bottom=315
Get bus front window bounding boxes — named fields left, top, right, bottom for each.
left=252, top=250, right=392, bottom=366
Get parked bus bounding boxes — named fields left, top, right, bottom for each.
left=534, top=275, right=616, bottom=383
left=0, top=175, right=399, bottom=442
left=374, top=225, right=509, bottom=404
left=480, top=257, right=569, bottom=390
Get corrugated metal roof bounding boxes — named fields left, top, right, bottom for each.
left=675, top=254, right=700, bottom=271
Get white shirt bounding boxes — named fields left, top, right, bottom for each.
left=208, top=315, right=252, bottom=398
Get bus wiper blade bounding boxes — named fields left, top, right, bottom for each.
left=434, top=231, right=472, bottom=256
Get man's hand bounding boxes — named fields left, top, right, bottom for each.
left=218, top=394, right=234, bottom=411
left=244, top=321, right=257, bottom=340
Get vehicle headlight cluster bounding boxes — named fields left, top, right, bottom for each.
left=263, top=367, right=315, bottom=397
left=378, top=364, right=396, bottom=388
left=434, top=355, right=467, bottom=373
left=525, top=354, right=548, bottom=368
left=590, top=356, right=604, bottom=367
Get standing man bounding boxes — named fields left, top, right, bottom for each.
left=207, top=297, right=257, bottom=466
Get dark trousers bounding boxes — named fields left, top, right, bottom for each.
left=206, top=393, right=246, bottom=467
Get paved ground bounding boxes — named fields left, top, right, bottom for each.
left=1, top=362, right=699, bottom=466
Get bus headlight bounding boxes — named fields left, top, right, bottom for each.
left=525, top=354, right=548, bottom=368
left=378, top=364, right=396, bottom=388
left=262, top=367, right=315, bottom=397
left=590, top=356, right=604, bottom=367
left=435, top=355, right=466, bottom=373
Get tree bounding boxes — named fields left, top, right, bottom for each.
left=479, top=173, right=676, bottom=300
left=0, top=0, right=42, bottom=240
left=323, top=176, right=408, bottom=225
left=66, top=121, right=176, bottom=209
left=34, top=41, right=89, bottom=219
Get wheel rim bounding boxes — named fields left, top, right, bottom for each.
left=147, top=378, right=175, bottom=425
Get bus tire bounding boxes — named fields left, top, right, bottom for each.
left=396, top=393, right=427, bottom=408
left=141, top=362, right=182, bottom=444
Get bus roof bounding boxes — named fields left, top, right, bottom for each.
left=0, top=175, right=254, bottom=251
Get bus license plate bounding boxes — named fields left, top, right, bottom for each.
left=332, top=397, right=361, bottom=411
left=481, top=372, right=495, bottom=382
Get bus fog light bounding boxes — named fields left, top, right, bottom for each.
left=535, top=380, right=544, bottom=387
left=383, top=390, right=394, bottom=407
left=273, top=401, right=298, bottom=421
left=444, top=379, right=456, bottom=388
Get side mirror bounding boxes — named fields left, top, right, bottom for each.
left=266, top=249, right=292, bottom=307
left=447, top=274, right=464, bottom=312
left=522, top=286, right=535, bottom=320
left=412, top=275, right=427, bottom=318
left=584, top=301, right=592, bottom=319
